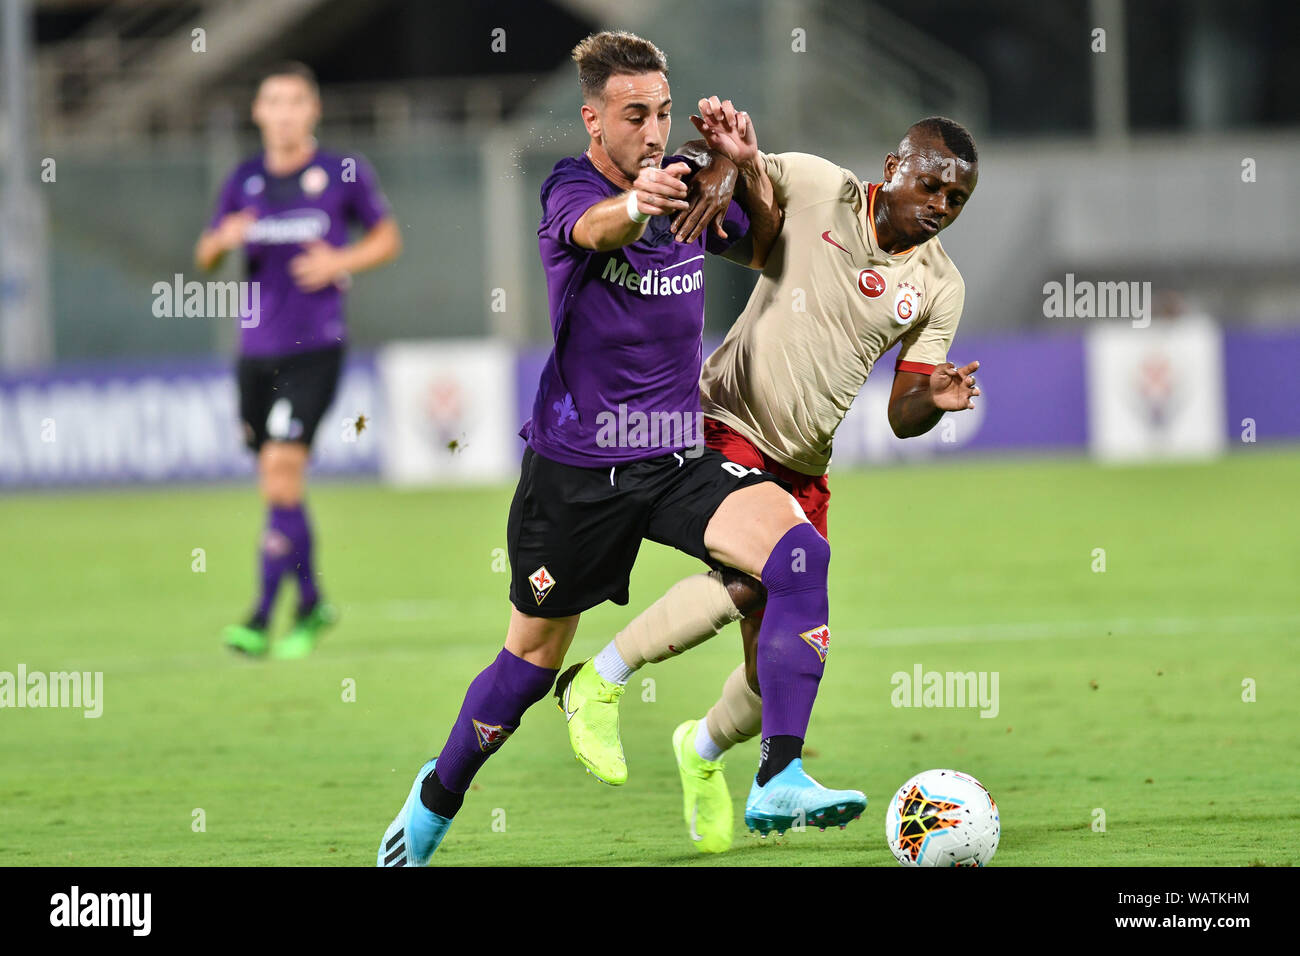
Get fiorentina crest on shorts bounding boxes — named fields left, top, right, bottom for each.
left=473, top=718, right=514, bottom=753
left=529, top=566, right=555, bottom=605
left=800, top=624, right=831, bottom=662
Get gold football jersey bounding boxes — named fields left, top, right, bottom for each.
left=701, top=151, right=965, bottom=476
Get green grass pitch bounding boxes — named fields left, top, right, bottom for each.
left=1, top=449, right=1297, bottom=866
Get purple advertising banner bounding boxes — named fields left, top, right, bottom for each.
left=1223, top=326, right=1300, bottom=441
left=949, top=331, right=1089, bottom=450
left=0, top=353, right=381, bottom=488
left=515, top=333, right=1090, bottom=467
left=832, top=331, right=1089, bottom=464
left=515, top=326, right=1298, bottom=467
left=3, top=325, right=1294, bottom=491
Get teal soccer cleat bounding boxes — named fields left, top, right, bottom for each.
left=744, top=758, right=866, bottom=837
left=378, top=758, right=453, bottom=866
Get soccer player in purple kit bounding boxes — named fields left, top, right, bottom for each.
left=378, top=30, right=866, bottom=867
left=195, top=62, right=401, bottom=659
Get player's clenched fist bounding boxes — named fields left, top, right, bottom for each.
left=629, top=161, right=692, bottom=217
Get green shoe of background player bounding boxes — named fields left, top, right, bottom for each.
left=222, top=623, right=269, bottom=657
left=554, top=659, right=627, bottom=785
left=270, top=601, right=339, bottom=660
left=673, top=719, right=733, bottom=853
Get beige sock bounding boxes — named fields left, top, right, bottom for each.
left=612, top=570, right=743, bottom=669
left=705, top=663, right=763, bottom=751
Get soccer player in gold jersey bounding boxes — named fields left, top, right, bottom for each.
left=556, top=97, right=982, bottom=851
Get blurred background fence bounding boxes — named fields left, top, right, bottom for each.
left=2, top=0, right=1298, bottom=488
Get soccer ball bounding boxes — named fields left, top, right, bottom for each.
left=884, top=769, right=1000, bottom=867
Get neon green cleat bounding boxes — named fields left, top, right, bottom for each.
left=673, top=719, right=733, bottom=853
left=554, top=659, right=627, bottom=785
left=270, top=601, right=339, bottom=660
left=223, top=623, right=269, bottom=656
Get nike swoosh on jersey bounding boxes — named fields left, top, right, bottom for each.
left=821, top=230, right=852, bottom=255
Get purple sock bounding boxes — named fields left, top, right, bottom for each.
left=275, top=503, right=319, bottom=613
left=755, top=523, right=831, bottom=741
left=253, top=506, right=299, bottom=626
left=431, top=648, right=558, bottom=793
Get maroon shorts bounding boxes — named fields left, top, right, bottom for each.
left=703, top=417, right=830, bottom=541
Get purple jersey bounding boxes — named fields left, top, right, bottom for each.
left=208, top=148, right=390, bottom=357
left=524, top=153, right=749, bottom=467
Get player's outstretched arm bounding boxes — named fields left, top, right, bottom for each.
left=194, top=209, right=256, bottom=272
left=572, top=162, right=692, bottom=252
left=726, top=156, right=781, bottom=270
left=689, top=97, right=782, bottom=270
left=887, top=361, right=981, bottom=438
left=342, top=216, right=403, bottom=274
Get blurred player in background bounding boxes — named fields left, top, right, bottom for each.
left=379, top=31, right=868, bottom=867
left=561, top=99, right=981, bottom=851
left=195, top=62, right=402, bottom=659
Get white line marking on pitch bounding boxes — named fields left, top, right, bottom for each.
left=849, top=614, right=1300, bottom=647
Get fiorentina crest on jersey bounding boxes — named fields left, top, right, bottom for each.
left=529, top=566, right=555, bottom=604
left=473, top=718, right=514, bottom=752
left=800, top=624, right=831, bottom=662
left=300, top=164, right=328, bottom=197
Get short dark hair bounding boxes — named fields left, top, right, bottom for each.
left=258, top=61, right=319, bottom=97
left=571, top=31, right=668, bottom=103
left=904, top=116, right=978, bottom=164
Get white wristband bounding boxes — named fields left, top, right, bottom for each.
left=626, top=189, right=651, bottom=223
